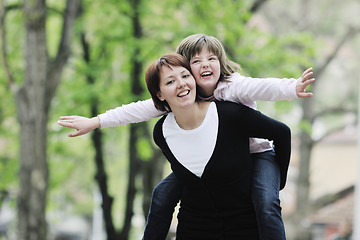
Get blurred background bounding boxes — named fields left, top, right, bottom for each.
left=0, top=0, right=359, bottom=239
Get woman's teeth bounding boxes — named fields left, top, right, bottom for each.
left=178, top=90, right=189, bottom=97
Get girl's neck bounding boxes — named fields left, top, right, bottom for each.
left=172, top=101, right=211, bottom=130
left=198, top=84, right=217, bottom=99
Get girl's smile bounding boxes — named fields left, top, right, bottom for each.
left=190, top=48, right=221, bottom=97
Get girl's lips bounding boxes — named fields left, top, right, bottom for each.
left=200, top=71, right=213, bottom=77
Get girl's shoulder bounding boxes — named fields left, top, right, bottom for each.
left=215, top=72, right=244, bottom=96
left=218, top=72, right=243, bottom=86
left=227, top=72, right=244, bottom=81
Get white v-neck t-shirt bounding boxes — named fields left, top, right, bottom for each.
left=162, top=102, right=218, bottom=177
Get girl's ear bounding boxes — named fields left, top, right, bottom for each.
left=157, top=92, right=165, bottom=101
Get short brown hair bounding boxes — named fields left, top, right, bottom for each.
left=145, top=53, right=192, bottom=112
left=176, top=34, right=240, bottom=81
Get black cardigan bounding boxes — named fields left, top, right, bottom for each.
left=153, top=101, right=291, bottom=239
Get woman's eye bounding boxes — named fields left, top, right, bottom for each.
left=166, top=80, right=174, bottom=85
left=183, top=74, right=190, bottom=78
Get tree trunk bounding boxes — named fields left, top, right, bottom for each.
left=293, top=99, right=314, bottom=240
left=16, top=0, right=80, bottom=239
left=290, top=27, right=358, bottom=240
left=80, top=31, right=119, bottom=239
left=17, top=1, right=49, bottom=239
left=119, top=125, right=141, bottom=240
left=142, top=150, right=165, bottom=222
left=119, top=0, right=145, bottom=239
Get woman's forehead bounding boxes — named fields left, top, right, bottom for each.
left=161, top=65, right=188, bottom=74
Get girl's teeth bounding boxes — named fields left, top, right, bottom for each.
left=201, top=72, right=212, bottom=77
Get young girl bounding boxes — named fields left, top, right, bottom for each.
left=147, top=53, right=291, bottom=239
left=58, top=34, right=314, bottom=239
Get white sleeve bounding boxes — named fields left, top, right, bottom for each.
left=214, top=72, right=298, bottom=105
left=98, top=98, right=165, bottom=128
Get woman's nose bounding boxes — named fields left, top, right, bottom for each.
left=178, top=79, right=186, bottom=88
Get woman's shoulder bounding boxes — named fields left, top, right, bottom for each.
left=153, top=115, right=168, bottom=143
left=214, top=101, right=256, bottom=122
left=154, top=114, right=167, bottom=127
left=214, top=100, right=247, bottom=110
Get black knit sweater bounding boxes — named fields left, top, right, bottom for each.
left=153, top=101, right=291, bottom=240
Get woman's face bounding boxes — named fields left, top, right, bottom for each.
left=157, top=65, right=197, bottom=111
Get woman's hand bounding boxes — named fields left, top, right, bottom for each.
left=57, top=115, right=100, bottom=137
left=296, top=67, right=315, bottom=98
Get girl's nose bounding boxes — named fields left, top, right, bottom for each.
left=201, top=61, right=209, bottom=68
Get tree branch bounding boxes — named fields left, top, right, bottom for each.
left=316, top=105, right=356, bottom=119
left=55, top=0, right=81, bottom=64
left=223, top=0, right=269, bottom=60
left=314, top=120, right=357, bottom=144
left=0, top=0, right=17, bottom=92
left=5, top=2, right=22, bottom=11
left=316, top=26, right=359, bottom=79
left=249, top=0, right=269, bottom=14
left=46, top=0, right=81, bottom=109
left=47, top=6, right=64, bottom=16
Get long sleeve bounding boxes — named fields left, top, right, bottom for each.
left=214, top=72, right=298, bottom=108
left=242, top=105, right=291, bottom=190
left=98, top=98, right=166, bottom=128
left=218, top=101, right=291, bottom=190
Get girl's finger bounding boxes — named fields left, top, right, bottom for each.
left=60, top=116, right=73, bottom=120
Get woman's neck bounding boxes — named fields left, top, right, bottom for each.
left=172, top=101, right=211, bottom=130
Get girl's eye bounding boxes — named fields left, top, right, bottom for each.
left=183, top=74, right=190, bottom=78
left=209, top=56, right=217, bottom=61
left=191, top=60, right=199, bottom=64
left=166, top=80, right=174, bottom=85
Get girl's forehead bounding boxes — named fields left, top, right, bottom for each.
left=191, top=47, right=216, bottom=57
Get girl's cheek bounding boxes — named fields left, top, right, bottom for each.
left=193, top=76, right=201, bottom=84
left=190, top=65, right=198, bottom=72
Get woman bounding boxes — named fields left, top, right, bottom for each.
left=145, top=53, right=291, bottom=239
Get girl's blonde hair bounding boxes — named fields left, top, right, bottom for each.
left=176, top=34, right=240, bottom=81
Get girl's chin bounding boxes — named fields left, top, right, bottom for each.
left=197, top=81, right=217, bottom=90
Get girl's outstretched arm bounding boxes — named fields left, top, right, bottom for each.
left=58, top=99, right=166, bottom=137
left=58, top=116, right=100, bottom=137
left=98, top=99, right=165, bottom=128
left=214, top=67, right=315, bottom=105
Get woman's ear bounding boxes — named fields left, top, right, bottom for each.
left=157, top=92, right=165, bottom=101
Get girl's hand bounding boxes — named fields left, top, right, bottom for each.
left=296, top=67, right=315, bottom=98
left=57, top=116, right=100, bottom=137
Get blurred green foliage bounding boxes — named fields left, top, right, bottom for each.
left=0, top=0, right=320, bottom=237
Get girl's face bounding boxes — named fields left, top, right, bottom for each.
left=157, top=66, right=196, bottom=111
left=190, top=48, right=221, bottom=97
